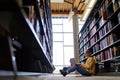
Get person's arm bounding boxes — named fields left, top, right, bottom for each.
left=76, top=62, right=81, bottom=65
left=80, top=57, right=94, bottom=69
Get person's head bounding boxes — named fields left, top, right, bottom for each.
left=84, top=50, right=91, bottom=58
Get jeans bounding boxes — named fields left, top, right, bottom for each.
left=67, top=64, right=91, bottom=76
left=63, top=67, right=70, bottom=71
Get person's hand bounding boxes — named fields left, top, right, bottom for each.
left=77, top=63, right=83, bottom=67
left=76, top=62, right=81, bottom=65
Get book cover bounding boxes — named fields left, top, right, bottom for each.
left=112, top=0, right=119, bottom=12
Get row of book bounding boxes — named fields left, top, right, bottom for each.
left=92, top=33, right=118, bottom=52
left=80, top=0, right=120, bottom=41
left=91, top=33, right=97, bottom=44
left=84, top=36, right=89, bottom=43
left=88, top=0, right=120, bottom=37
left=81, top=31, right=119, bottom=54
left=90, top=37, right=96, bottom=46
left=82, top=27, right=89, bottom=39
left=80, top=45, right=120, bottom=62
left=83, top=15, right=119, bottom=45
left=79, top=0, right=120, bottom=73
left=80, top=30, right=119, bottom=54
left=118, top=12, right=120, bottom=23
left=79, top=41, right=84, bottom=49
left=79, top=0, right=120, bottom=56
left=96, top=46, right=120, bottom=62
left=23, top=5, right=44, bottom=43
left=79, top=47, right=84, bottom=55
left=80, top=28, right=120, bottom=56
left=89, top=18, right=96, bottom=30
left=79, top=42, right=90, bottom=55
left=100, top=34, right=113, bottom=49
left=90, top=14, right=119, bottom=40
left=23, top=0, right=53, bottom=63
left=80, top=54, right=85, bottom=61
left=80, top=15, right=119, bottom=46
left=84, top=42, right=90, bottom=52
left=100, top=0, right=120, bottom=20
left=90, top=26, right=97, bottom=37
left=92, top=43, right=100, bottom=53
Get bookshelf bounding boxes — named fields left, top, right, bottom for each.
left=0, top=0, right=54, bottom=77
left=78, top=0, right=120, bottom=73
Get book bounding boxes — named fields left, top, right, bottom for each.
left=106, top=0, right=112, bottom=5
left=114, top=46, right=120, bottom=57
left=101, top=4, right=108, bottom=20
left=112, top=0, right=119, bottom=12
left=118, top=0, right=120, bottom=6
left=107, top=2, right=114, bottom=17
left=70, top=58, right=76, bottom=65
left=118, top=12, right=120, bottom=23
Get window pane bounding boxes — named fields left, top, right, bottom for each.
left=52, top=25, right=63, bottom=32
left=79, top=21, right=85, bottom=24
left=53, top=42, right=63, bottom=65
left=53, top=33, right=63, bottom=41
left=52, top=18, right=62, bottom=24
left=64, top=47, right=74, bottom=65
left=52, top=17, right=74, bottom=70
left=63, top=33, right=73, bottom=45
left=79, top=24, right=83, bottom=31
left=63, top=19, right=73, bottom=32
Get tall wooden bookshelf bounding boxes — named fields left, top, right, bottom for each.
left=78, top=0, right=120, bottom=74
left=0, top=0, right=54, bottom=77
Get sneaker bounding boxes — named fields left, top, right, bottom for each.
left=59, top=70, right=67, bottom=77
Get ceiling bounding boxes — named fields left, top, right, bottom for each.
left=51, top=0, right=87, bottom=16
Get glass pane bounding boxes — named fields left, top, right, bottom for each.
left=53, top=33, right=63, bottom=41
left=63, top=18, right=73, bottom=32
left=78, top=20, right=84, bottom=31
left=52, top=18, right=62, bottom=24
left=53, top=42, right=63, bottom=65
left=78, top=20, right=85, bottom=24
left=79, top=24, right=83, bottom=31
left=63, top=33, right=73, bottom=45
left=52, top=25, right=63, bottom=32
left=64, top=47, right=74, bottom=65
left=52, top=17, right=74, bottom=70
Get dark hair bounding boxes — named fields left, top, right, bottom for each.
left=84, top=50, right=91, bottom=54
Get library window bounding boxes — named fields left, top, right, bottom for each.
left=63, top=33, right=73, bottom=45
left=52, top=18, right=62, bottom=24
left=53, top=42, right=64, bottom=65
left=52, top=25, right=63, bottom=32
left=64, top=47, right=74, bottom=65
left=52, top=17, right=74, bottom=72
left=63, top=19, right=73, bottom=32
left=53, top=33, right=63, bottom=41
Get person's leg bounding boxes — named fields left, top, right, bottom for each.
left=67, top=64, right=91, bottom=76
left=63, top=66, right=70, bottom=71
left=59, top=66, right=70, bottom=76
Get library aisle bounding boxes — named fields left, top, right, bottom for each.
left=1, top=73, right=120, bottom=80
